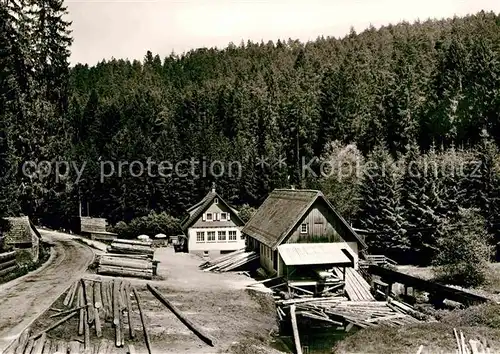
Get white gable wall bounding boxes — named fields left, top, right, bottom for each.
left=188, top=226, right=244, bottom=257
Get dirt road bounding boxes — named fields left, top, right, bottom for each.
left=0, top=230, right=94, bottom=353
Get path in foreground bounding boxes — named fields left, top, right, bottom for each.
left=0, top=230, right=94, bottom=353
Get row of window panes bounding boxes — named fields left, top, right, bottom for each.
left=196, top=230, right=241, bottom=242
left=204, top=212, right=229, bottom=221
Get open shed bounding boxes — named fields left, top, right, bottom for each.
left=277, top=243, right=354, bottom=296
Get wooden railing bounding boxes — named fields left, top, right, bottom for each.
left=363, top=255, right=398, bottom=267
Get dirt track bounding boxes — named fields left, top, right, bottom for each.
left=0, top=230, right=94, bottom=353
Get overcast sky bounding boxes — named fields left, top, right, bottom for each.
left=66, top=0, right=500, bottom=65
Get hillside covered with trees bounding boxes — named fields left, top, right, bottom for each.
left=2, top=4, right=500, bottom=266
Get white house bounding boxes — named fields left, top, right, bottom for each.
left=181, top=186, right=245, bottom=257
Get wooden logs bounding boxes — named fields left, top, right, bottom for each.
left=99, top=256, right=153, bottom=270
left=22, top=338, right=34, bottom=354
left=41, top=339, right=51, bottom=354
left=0, top=265, right=18, bottom=277
left=78, top=284, right=84, bottom=335
left=147, top=284, right=215, bottom=347
left=113, top=280, right=122, bottom=347
left=0, top=251, right=16, bottom=262
left=132, top=287, right=152, bottom=354
left=125, top=283, right=135, bottom=338
left=112, top=239, right=152, bottom=247
left=97, top=265, right=153, bottom=280
left=63, top=281, right=77, bottom=307
left=14, top=329, right=29, bottom=354
left=0, top=259, right=16, bottom=271
left=83, top=308, right=90, bottom=350
left=290, top=305, right=303, bottom=354
left=107, top=243, right=154, bottom=256
left=82, top=280, right=95, bottom=324
left=29, top=312, right=78, bottom=340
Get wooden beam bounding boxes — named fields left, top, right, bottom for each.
left=29, top=312, right=78, bottom=340
left=132, top=287, right=152, bottom=354
left=290, top=305, right=303, bottom=354
left=147, top=284, right=215, bottom=347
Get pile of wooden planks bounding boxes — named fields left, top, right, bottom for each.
left=199, top=249, right=259, bottom=272
left=276, top=297, right=430, bottom=330
left=98, top=254, right=154, bottom=280
left=333, top=267, right=375, bottom=301
left=3, top=277, right=152, bottom=354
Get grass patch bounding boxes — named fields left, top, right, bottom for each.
left=0, top=241, right=52, bottom=285
left=333, top=303, right=500, bottom=354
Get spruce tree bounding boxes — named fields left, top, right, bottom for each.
left=358, top=144, right=409, bottom=260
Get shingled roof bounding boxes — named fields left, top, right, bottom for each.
left=4, top=216, right=38, bottom=245
left=180, top=190, right=242, bottom=232
left=242, top=189, right=367, bottom=250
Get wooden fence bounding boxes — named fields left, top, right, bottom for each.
left=0, top=251, right=18, bottom=278
left=363, top=255, right=398, bottom=267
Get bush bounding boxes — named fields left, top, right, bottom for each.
left=433, top=208, right=493, bottom=288
left=110, top=211, right=181, bottom=239
left=238, top=204, right=256, bottom=223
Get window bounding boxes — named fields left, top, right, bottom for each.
left=218, top=231, right=226, bottom=241
left=241, top=233, right=245, bottom=240
left=207, top=231, right=216, bottom=242
left=228, top=230, right=237, bottom=241
left=196, top=231, right=205, bottom=242
left=206, top=213, right=213, bottom=221
left=300, top=223, right=308, bottom=234
left=214, top=198, right=219, bottom=204
left=203, top=251, right=209, bottom=256
left=221, top=212, right=227, bottom=221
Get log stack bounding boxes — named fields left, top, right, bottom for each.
left=98, top=255, right=154, bottom=280
left=3, top=277, right=152, bottom=354
left=0, top=251, right=18, bottom=278
left=107, top=239, right=154, bottom=258
left=97, top=239, right=156, bottom=279
left=199, top=249, right=258, bottom=272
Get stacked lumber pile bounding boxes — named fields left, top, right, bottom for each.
left=0, top=251, right=17, bottom=278
left=247, top=275, right=346, bottom=300
left=98, top=239, right=156, bottom=279
left=276, top=297, right=431, bottom=330
left=199, top=248, right=258, bottom=272
left=107, top=239, right=154, bottom=257
left=3, top=277, right=152, bottom=354
left=98, top=254, right=154, bottom=280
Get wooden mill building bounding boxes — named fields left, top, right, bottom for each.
left=242, top=189, right=367, bottom=276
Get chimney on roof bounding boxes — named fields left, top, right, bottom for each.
left=211, top=182, right=216, bottom=193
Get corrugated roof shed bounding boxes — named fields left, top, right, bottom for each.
left=242, top=189, right=367, bottom=250
left=278, top=243, right=353, bottom=266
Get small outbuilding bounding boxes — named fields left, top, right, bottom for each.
left=4, top=216, right=40, bottom=262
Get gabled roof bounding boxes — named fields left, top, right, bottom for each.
left=180, top=190, right=243, bottom=232
left=242, top=189, right=367, bottom=250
